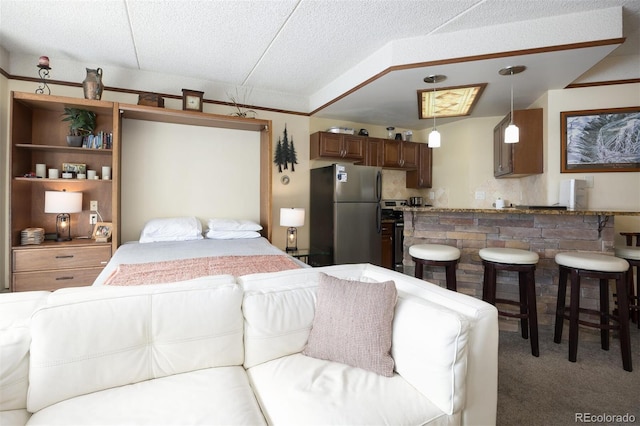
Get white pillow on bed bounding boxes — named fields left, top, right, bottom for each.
left=139, top=216, right=204, bottom=243
left=207, top=218, right=262, bottom=231
left=206, top=230, right=261, bottom=239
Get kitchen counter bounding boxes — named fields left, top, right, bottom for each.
left=402, top=207, right=638, bottom=330
left=401, top=206, right=640, bottom=216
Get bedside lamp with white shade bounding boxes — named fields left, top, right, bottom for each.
left=280, top=207, right=305, bottom=252
left=45, top=190, right=83, bottom=241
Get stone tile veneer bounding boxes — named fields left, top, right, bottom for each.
left=402, top=208, right=634, bottom=331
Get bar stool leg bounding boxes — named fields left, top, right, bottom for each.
left=445, top=262, right=457, bottom=291
left=554, top=266, right=568, bottom=343
left=414, top=261, right=424, bottom=280
left=599, top=279, right=610, bottom=351
left=615, top=272, right=633, bottom=372
left=568, top=269, right=581, bottom=363
left=482, top=262, right=496, bottom=305
left=518, top=271, right=529, bottom=340
left=526, top=269, right=539, bottom=357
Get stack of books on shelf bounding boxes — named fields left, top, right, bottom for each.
left=82, top=131, right=113, bottom=149
left=21, top=228, right=44, bottom=245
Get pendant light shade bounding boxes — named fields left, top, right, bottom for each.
left=499, top=65, right=526, bottom=144
left=423, top=74, right=446, bottom=148
left=504, top=123, right=519, bottom=144
left=428, top=129, right=441, bottom=148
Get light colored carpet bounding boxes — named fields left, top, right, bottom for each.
left=497, top=325, right=640, bottom=425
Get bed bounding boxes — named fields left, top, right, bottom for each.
left=93, top=217, right=307, bottom=287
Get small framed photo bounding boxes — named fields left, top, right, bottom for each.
left=92, top=222, right=113, bottom=243
left=62, top=163, right=87, bottom=174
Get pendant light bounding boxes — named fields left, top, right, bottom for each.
left=423, top=74, right=446, bottom=148
left=498, top=66, right=526, bottom=144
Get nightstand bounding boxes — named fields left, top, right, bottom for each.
left=12, top=240, right=111, bottom=292
left=288, top=249, right=331, bottom=266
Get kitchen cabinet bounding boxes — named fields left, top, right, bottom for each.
left=406, top=143, right=433, bottom=188
left=382, top=139, right=418, bottom=169
left=361, top=137, right=383, bottom=166
left=493, top=108, right=543, bottom=178
left=310, top=131, right=365, bottom=162
left=12, top=241, right=111, bottom=291
left=381, top=221, right=394, bottom=270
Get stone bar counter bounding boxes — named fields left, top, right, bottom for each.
left=401, top=207, right=640, bottom=330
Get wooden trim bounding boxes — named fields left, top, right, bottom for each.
left=566, top=78, right=640, bottom=89
left=309, top=38, right=626, bottom=115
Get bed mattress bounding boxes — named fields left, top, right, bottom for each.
left=93, top=238, right=308, bottom=286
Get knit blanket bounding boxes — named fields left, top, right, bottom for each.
left=104, top=255, right=301, bottom=286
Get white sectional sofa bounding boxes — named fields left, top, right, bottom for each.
left=0, top=264, right=498, bottom=425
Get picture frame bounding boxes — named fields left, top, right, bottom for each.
left=561, top=106, right=640, bottom=173
left=62, top=162, right=87, bottom=174
left=92, top=222, right=113, bottom=243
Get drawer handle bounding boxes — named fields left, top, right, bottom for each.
left=56, top=276, right=74, bottom=281
left=55, top=255, right=74, bottom=259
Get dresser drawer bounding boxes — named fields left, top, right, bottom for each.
left=13, top=245, right=111, bottom=272
left=13, top=267, right=104, bottom=292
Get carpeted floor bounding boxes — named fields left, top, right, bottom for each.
left=497, top=325, right=640, bottom=426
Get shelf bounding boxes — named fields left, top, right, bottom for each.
left=14, top=177, right=112, bottom=183
left=15, top=144, right=112, bottom=154
left=13, top=92, right=115, bottom=116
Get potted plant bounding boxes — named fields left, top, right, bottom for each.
left=61, top=107, right=96, bottom=147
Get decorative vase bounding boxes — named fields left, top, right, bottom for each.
left=66, top=135, right=84, bottom=147
left=83, top=68, right=103, bottom=100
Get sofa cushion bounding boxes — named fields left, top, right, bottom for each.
left=27, top=367, right=266, bottom=425
left=27, top=278, right=243, bottom=412
left=302, top=273, right=397, bottom=377
left=247, top=353, right=452, bottom=426
left=0, top=291, right=49, bottom=414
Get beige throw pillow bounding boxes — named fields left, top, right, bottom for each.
left=303, top=273, right=397, bottom=377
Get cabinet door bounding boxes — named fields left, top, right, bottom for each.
left=316, top=132, right=343, bottom=157
left=342, top=135, right=365, bottom=161
left=382, top=140, right=402, bottom=168
left=406, top=143, right=432, bottom=188
left=493, top=109, right=542, bottom=178
left=493, top=117, right=512, bottom=177
left=381, top=222, right=394, bottom=270
left=402, top=141, right=419, bottom=169
left=362, top=137, right=382, bottom=166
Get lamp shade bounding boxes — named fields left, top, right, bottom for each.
left=44, top=191, right=83, bottom=213
left=280, top=208, right=305, bottom=227
left=428, top=129, right=441, bottom=148
left=504, top=124, right=520, bottom=144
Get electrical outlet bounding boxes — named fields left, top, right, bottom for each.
left=475, top=191, right=485, bottom=200
left=90, top=200, right=98, bottom=211
left=429, top=191, right=435, bottom=200
left=89, top=213, right=98, bottom=225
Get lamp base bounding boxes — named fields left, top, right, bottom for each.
left=285, top=227, right=298, bottom=252
left=55, top=213, right=72, bottom=242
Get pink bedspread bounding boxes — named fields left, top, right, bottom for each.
left=104, top=255, right=302, bottom=286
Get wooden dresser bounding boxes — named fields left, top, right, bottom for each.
left=12, top=240, right=111, bottom=291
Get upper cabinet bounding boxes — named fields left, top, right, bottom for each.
left=381, top=140, right=418, bottom=169
left=310, top=132, right=365, bottom=162
left=493, top=108, right=543, bottom=178
left=406, top=143, right=433, bottom=188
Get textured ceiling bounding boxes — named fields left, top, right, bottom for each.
left=0, top=0, right=638, bottom=130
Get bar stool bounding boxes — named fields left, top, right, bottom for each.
left=554, top=252, right=632, bottom=372
left=479, top=247, right=539, bottom=357
left=615, top=245, right=640, bottom=327
left=410, top=244, right=461, bottom=291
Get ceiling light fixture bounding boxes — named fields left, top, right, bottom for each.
left=499, top=65, right=526, bottom=144
left=423, top=74, right=446, bottom=148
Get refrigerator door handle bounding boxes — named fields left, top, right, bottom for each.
left=376, top=203, right=382, bottom=233
left=375, top=171, right=382, bottom=202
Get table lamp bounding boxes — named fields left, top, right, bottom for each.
left=44, top=190, right=83, bottom=241
left=280, top=207, right=305, bottom=252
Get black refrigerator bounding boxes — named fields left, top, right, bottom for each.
left=310, top=163, right=382, bottom=266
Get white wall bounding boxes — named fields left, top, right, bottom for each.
left=1, top=73, right=8, bottom=288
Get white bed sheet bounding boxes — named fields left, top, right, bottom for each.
left=93, top=238, right=307, bottom=286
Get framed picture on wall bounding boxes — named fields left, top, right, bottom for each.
left=561, top=106, right=640, bottom=173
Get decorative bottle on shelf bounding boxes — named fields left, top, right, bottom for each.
left=83, top=68, right=103, bottom=100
